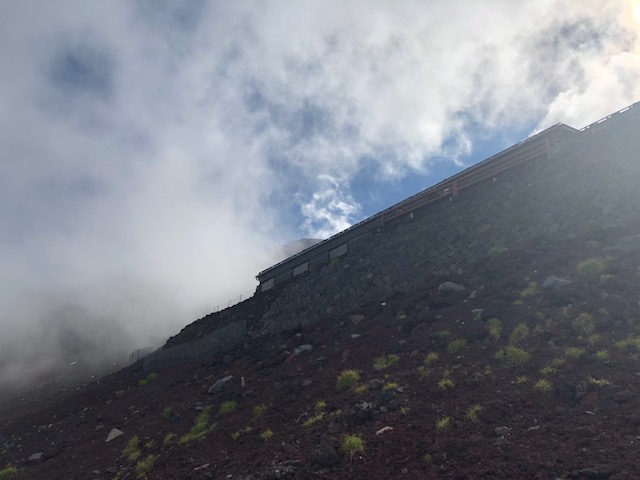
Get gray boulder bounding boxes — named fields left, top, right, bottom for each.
left=438, top=282, right=465, bottom=293
left=541, top=275, right=571, bottom=289
left=208, top=375, right=234, bottom=394
left=105, top=428, right=124, bottom=443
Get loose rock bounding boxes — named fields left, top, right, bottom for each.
left=438, top=282, right=465, bottom=293
left=208, top=375, right=234, bottom=394
left=105, top=428, right=124, bottom=443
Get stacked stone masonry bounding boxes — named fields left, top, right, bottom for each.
left=258, top=111, right=640, bottom=334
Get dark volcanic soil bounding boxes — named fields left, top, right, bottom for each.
left=2, top=226, right=640, bottom=479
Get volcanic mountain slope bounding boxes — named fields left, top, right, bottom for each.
left=2, top=225, right=640, bottom=480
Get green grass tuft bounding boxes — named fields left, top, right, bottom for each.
left=341, top=434, right=365, bottom=461
left=179, top=405, right=217, bottom=443
left=302, top=413, right=324, bottom=427
left=533, top=379, right=553, bottom=392
left=0, top=466, right=18, bottom=480
left=135, top=454, right=158, bottom=479
left=218, top=400, right=237, bottom=415
left=423, top=352, right=439, bottom=366
left=122, top=436, right=141, bottom=461
left=435, top=416, right=451, bottom=430
left=509, top=323, right=529, bottom=345
left=564, top=347, right=585, bottom=359
left=373, top=354, right=400, bottom=371
left=576, top=258, right=606, bottom=278
left=486, top=318, right=502, bottom=340
left=438, top=378, right=455, bottom=390
left=498, top=346, right=531, bottom=367
left=252, top=404, right=268, bottom=419
left=573, top=313, right=595, bottom=335
left=447, top=339, right=467, bottom=353
left=336, top=369, right=360, bottom=391
left=465, top=405, right=482, bottom=423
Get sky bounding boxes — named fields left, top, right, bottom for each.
left=1, top=0, right=640, bottom=388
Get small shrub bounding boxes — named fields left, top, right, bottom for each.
left=252, top=404, right=268, bottom=419
left=435, top=330, right=451, bottom=338
left=435, top=416, right=451, bottom=430
left=336, top=370, right=360, bottom=391
left=162, top=406, right=173, bottom=419
left=417, top=366, right=431, bottom=379
left=260, top=429, right=274, bottom=442
left=486, top=318, right=502, bottom=340
left=573, top=313, right=595, bottom=335
left=595, top=349, right=609, bottom=360
left=489, top=245, right=505, bottom=257
left=138, top=379, right=148, bottom=387
left=373, top=354, right=400, bottom=371
left=423, top=352, right=439, bottom=366
left=0, top=466, right=18, bottom=480
left=423, top=453, right=433, bottom=463
left=135, top=454, right=158, bottom=479
left=382, top=382, right=399, bottom=391
left=509, top=323, right=530, bottom=345
left=218, top=400, right=237, bottom=415
left=550, top=357, right=565, bottom=368
left=315, top=400, right=327, bottom=411
left=465, top=405, right=482, bottom=423
left=123, top=436, right=141, bottom=461
left=399, top=406, right=410, bottom=416
left=115, top=390, right=125, bottom=397
left=341, top=434, right=365, bottom=461
left=515, top=375, right=529, bottom=384
left=447, top=339, right=467, bottom=354
left=146, top=372, right=159, bottom=382
left=534, top=379, right=553, bottom=393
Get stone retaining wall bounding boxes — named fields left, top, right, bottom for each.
left=143, top=320, right=246, bottom=371
left=258, top=114, right=640, bottom=334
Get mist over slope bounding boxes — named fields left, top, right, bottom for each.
left=2, top=1, right=640, bottom=405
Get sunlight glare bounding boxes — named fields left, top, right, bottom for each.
left=632, top=0, right=640, bottom=25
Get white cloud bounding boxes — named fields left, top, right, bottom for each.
left=0, top=0, right=639, bottom=388
left=298, top=175, right=362, bottom=238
